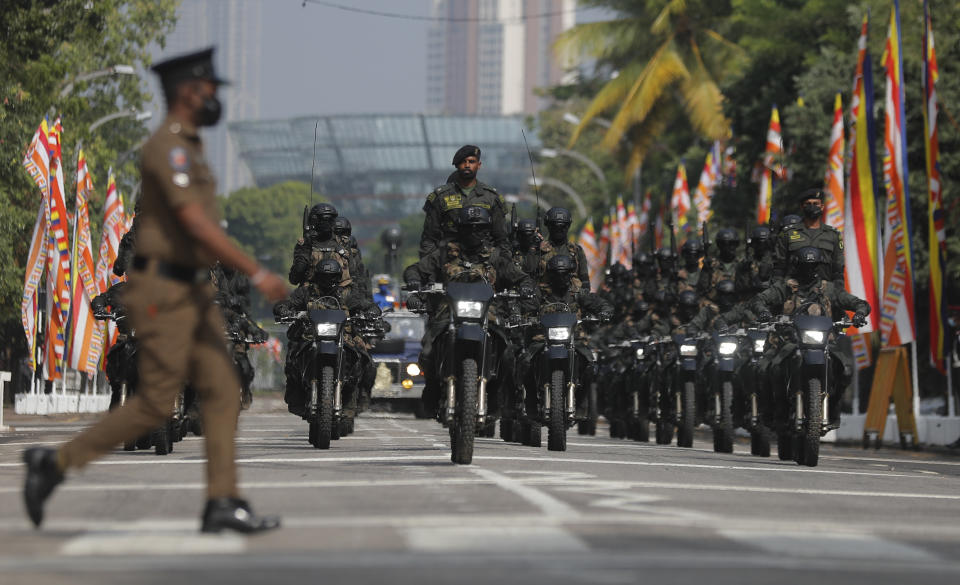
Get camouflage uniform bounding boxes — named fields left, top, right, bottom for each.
left=419, top=181, right=509, bottom=258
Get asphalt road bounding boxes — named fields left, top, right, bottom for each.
left=1, top=402, right=959, bottom=585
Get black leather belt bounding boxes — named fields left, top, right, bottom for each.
left=132, top=256, right=208, bottom=284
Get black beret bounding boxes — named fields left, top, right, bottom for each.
left=452, top=145, right=481, bottom=166
left=798, top=188, right=824, bottom=203
left=151, top=47, right=229, bottom=91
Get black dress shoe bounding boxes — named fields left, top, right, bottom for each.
left=23, top=447, right=64, bottom=528
left=200, top=497, right=281, bottom=534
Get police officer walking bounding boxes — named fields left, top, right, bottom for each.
left=22, top=48, right=288, bottom=533
left=419, top=145, right=510, bottom=258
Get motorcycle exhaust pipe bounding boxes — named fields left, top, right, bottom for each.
left=334, top=379, right=342, bottom=414
left=478, top=377, right=488, bottom=422
left=446, top=376, right=456, bottom=418
left=795, top=392, right=804, bottom=432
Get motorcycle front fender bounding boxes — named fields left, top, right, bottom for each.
left=456, top=323, right=486, bottom=342
left=547, top=345, right=570, bottom=361
left=801, top=349, right=827, bottom=366
left=680, top=357, right=698, bottom=371
left=717, top=356, right=737, bottom=373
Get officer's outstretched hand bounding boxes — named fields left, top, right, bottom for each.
left=757, top=310, right=773, bottom=323
left=255, top=271, right=289, bottom=303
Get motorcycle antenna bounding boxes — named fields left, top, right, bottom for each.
left=521, top=128, right=542, bottom=229
left=309, top=118, right=320, bottom=207
left=522, top=128, right=544, bottom=277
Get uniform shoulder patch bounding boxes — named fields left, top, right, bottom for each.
left=168, top=147, right=190, bottom=172
left=427, top=192, right=437, bottom=202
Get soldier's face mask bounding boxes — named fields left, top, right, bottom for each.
left=718, top=293, right=737, bottom=311
left=547, top=224, right=569, bottom=243
left=549, top=272, right=572, bottom=291
left=677, top=306, right=697, bottom=322
left=795, top=263, right=817, bottom=284
left=314, top=218, right=335, bottom=238
left=802, top=202, right=823, bottom=220
left=658, top=258, right=676, bottom=273
left=718, top=243, right=737, bottom=262
left=518, top=232, right=536, bottom=249
left=460, top=226, right=485, bottom=249
left=682, top=252, right=700, bottom=270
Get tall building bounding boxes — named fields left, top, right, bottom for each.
left=426, top=0, right=577, bottom=116
left=155, top=0, right=262, bottom=194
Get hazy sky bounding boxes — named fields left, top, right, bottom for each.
left=257, top=0, right=610, bottom=119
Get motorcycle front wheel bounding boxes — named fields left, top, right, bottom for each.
left=547, top=369, right=567, bottom=452
left=796, top=377, right=823, bottom=467
left=451, top=358, right=479, bottom=464
left=676, top=381, right=696, bottom=448
left=713, top=381, right=735, bottom=453
left=314, top=367, right=335, bottom=450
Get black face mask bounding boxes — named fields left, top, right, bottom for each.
left=198, top=96, right=223, bottom=127
left=457, top=166, right=475, bottom=182
left=518, top=233, right=536, bottom=250
left=802, top=203, right=823, bottom=220
left=314, top=221, right=334, bottom=240
left=682, top=254, right=699, bottom=271
left=547, top=225, right=568, bottom=244
left=718, top=246, right=737, bottom=263
left=549, top=274, right=571, bottom=292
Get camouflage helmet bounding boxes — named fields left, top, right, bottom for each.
left=333, top=216, right=352, bottom=237
left=546, top=254, right=576, bottom=275
left=544, top=207, right=572, bottom=226
left=313, top=258, right=342, bottom=287
left=309, top=203, right=338, bottom=224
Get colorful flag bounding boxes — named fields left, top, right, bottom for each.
left=609, top=205, right=621, bottom=267
left=626, top=201, right=638, bottom=262
left=722, top=142, right=737, bottom=187
left=578, top=217, right=603, bottom=291
left=43, top=118, right=71, bottom=380
left=757, top=105, right=783, bottom=224
left=598, top=215, right=610, bottom=266
left=879, top=1, right=916, bottom=348
left=637, top=190, right=652, bottom=242
left=693, top=142, right=721, bottom=226
left=671, top=164, right=691, bottom=231
left=21, top=119, right=52, bottom=372
left=94, top=170, right=127, bottom=349
left=654, top=205, right=665, bottom=249
left=844, top=13, right=881, bottom=335
left=615, top=196, right=630, bottom=267
left=923, top=0, right=946, bottom=372
left=68, top=149, right=105, bottom=374
left=852, top=333, right=873, bottom=370
left=824, top=94, right=845, bottom=233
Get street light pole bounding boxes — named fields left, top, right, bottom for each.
left=540, top=148, right=606, bottom=185
left=59, top=65, right=137, bottom=99
left=88, top=109, right=152, bottom=133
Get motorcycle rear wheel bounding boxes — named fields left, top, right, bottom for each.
left=153, top=420, right=174, bottom=456
left=451, top=358, right=479, bottom=464
left=547, top=370, right=567, bottom=452
left=776, top=432, right=793, bottom=460
left=655, top=419, right=673, bottom=445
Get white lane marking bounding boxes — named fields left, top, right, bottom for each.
left=469, top=467, right=580, bottom=519
left=386, top=419, right=421, bottom=435
left=0, top=454, right=945, bottom=481
left=7, top=426, right=91, bottom=432
left=404, top=525, right=587, bottom=553
left=0, top=477, right=484, bottom=494
left=61, top=532, right=246, bottom=556
left=720, top=529, right=936, bottom=562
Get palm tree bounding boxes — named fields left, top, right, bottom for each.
left=555, top=0, right=745, bottom=177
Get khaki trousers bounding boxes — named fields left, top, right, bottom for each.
left=60, top=265, right=241, bottom=498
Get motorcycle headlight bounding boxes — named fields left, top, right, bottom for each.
left=801, top=330, right=825, bottom=345
left=548, top=327, right=571, bottom=341
left=679, top=344, right=697, bottom=357
left=753, top=339, right=766, bottom=353
left=635, top=348, right=645, bottom=359
left=455, top=301, right=484, bottom=319
left=718, top=341, right=738, bottom=356
left=316, top=323, right=339, bottom=337
left=406, top=363, right=421, bottom=377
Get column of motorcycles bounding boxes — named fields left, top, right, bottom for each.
left=597, top=310, right=854, bottom=468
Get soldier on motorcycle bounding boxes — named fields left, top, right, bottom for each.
left=92, top=282, right=133, bottom=409
left=289, top=203, right=361, bottom=296
left=737, top=225, right=776, bottom=300
left=750, top=247, right=870, bottom=428
left=538, top=207, right=590, bottom=293
left=702, top=228, right=741, bottom=302
left=275, top=258, right=380, bottom=418
left=404, top=206, right=536, bottom=416
left=212, top=262, right=267, bottom=410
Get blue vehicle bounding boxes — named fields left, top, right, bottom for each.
left=370, top=310, right=427, bottom=412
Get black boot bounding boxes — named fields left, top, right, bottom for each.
left=200, top=497, right=281, bottom=534
left=23, top=447, right=64, bottom=528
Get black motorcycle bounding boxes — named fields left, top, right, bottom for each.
left=523, top=305, right=600, bottom=451
left=772, top=312, right=852, bottom=467
left=604, top=337, right=652, bottom=442
left=408, top=283, right=514, bottom=464
left=278, top=300, right=371, bottom=449
left=653, top=332, right=706, bottom=448
left=705, top=330, right=742, bottom=453
left=739, top=324, right=776, bottom=457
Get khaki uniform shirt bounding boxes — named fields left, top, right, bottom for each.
left=136, top=115, right=219, bottom=268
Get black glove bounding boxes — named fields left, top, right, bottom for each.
left=599, top=311, right=614, bottom=322
left=405, top=280, right=421, bottom=292
left=519, top=286, right=535, bottom=299
left=714, top=319, right=729, bottom=334
left=852, top=312, right=867, bottom=328
left=757, top=310, right=773, bottom=323
left=405, top=294, right=423, bottom=311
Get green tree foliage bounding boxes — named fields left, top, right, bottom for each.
left=0, top=0, right=177, bottom=369
left=556, top=0, right=746, bottom=178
